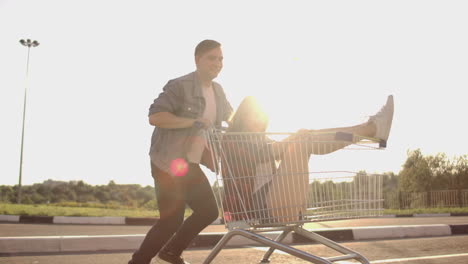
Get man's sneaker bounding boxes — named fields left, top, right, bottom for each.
left=369, top=95, right=394, bottom=147
left=153, top=251, right=190, bottom=264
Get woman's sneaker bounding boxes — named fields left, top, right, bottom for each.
left=153, top=251, right=190, bottom=264
left=369, top=95, right=394, bottom=148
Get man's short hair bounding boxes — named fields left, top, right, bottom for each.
left=195, top=39, right=221, bottom=57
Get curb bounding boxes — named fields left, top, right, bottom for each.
left=1, top=224, right=468, bottom=255
left=1, top=213, right=467, bottom=226
left=0, top=215, right=222, bottom=226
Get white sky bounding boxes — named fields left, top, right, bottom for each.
left=1, top=0, right=467, bottom=187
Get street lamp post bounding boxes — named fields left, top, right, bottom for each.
left=17, top=39, right=40, bottom=204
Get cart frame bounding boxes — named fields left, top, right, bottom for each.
left=204, top=130, right=384, bottom=264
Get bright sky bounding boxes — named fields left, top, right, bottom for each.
left=1, top=0, right=467, bottom=187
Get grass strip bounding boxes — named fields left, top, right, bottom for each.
left=384, top=207, right=468, bottom=215
left=0, top=203, right=160, bottom=217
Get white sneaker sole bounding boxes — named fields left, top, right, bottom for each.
left=152, top=256, right=190, bottom=264
left=372, top=95, right=394, bottom=148
left=152, top=257, right=172, bottom=264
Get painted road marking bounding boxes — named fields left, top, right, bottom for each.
left=250, top=247, right=468, bottom=263
left=370, top=252, right=468, bottom=263
left=249, top=247, right=355, bottom=263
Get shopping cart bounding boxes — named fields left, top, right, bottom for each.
left=204, top=130, right=384, bottom=264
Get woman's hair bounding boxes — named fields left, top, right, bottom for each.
left=228, top=96, right=269, bottom=132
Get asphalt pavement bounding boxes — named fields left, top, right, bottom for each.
left=2, top=235, right=468, bottom=264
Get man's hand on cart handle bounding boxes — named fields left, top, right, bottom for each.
left=193, top=118, right=212, bottom=129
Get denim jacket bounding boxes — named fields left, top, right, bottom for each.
left=148, top=72, right=233, bottom=175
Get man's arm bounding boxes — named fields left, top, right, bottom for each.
left=149, top=112, right=194, bottom=128
left=149, top=112, right=211, bottom=129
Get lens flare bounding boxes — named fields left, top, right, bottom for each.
left=170, top=158, right=189, bottom=177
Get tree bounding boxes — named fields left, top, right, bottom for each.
left=399, top=149, right=432, bottom=192
left=382, top=171, right=398, bottom=194
left=453, top=155, right=468, bottom=189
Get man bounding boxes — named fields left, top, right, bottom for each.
left=129, top=40, right=233, bottom=264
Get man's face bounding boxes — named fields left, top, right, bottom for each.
left=195, top=47, right=223, bottom=81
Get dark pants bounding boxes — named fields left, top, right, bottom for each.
left=129, top=162, right=219, bottom=264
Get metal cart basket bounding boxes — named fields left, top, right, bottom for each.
left=204, top=130, right=384, bottom=264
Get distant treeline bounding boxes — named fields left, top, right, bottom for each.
left=1, top=149, right=466, bottom=208
left=0, top=180, right=156, bottom=209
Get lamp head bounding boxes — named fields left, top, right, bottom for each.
left=19, top=39, right=40, bottom=47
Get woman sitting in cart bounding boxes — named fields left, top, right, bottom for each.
left=221, top=95, right=394, bottom=224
